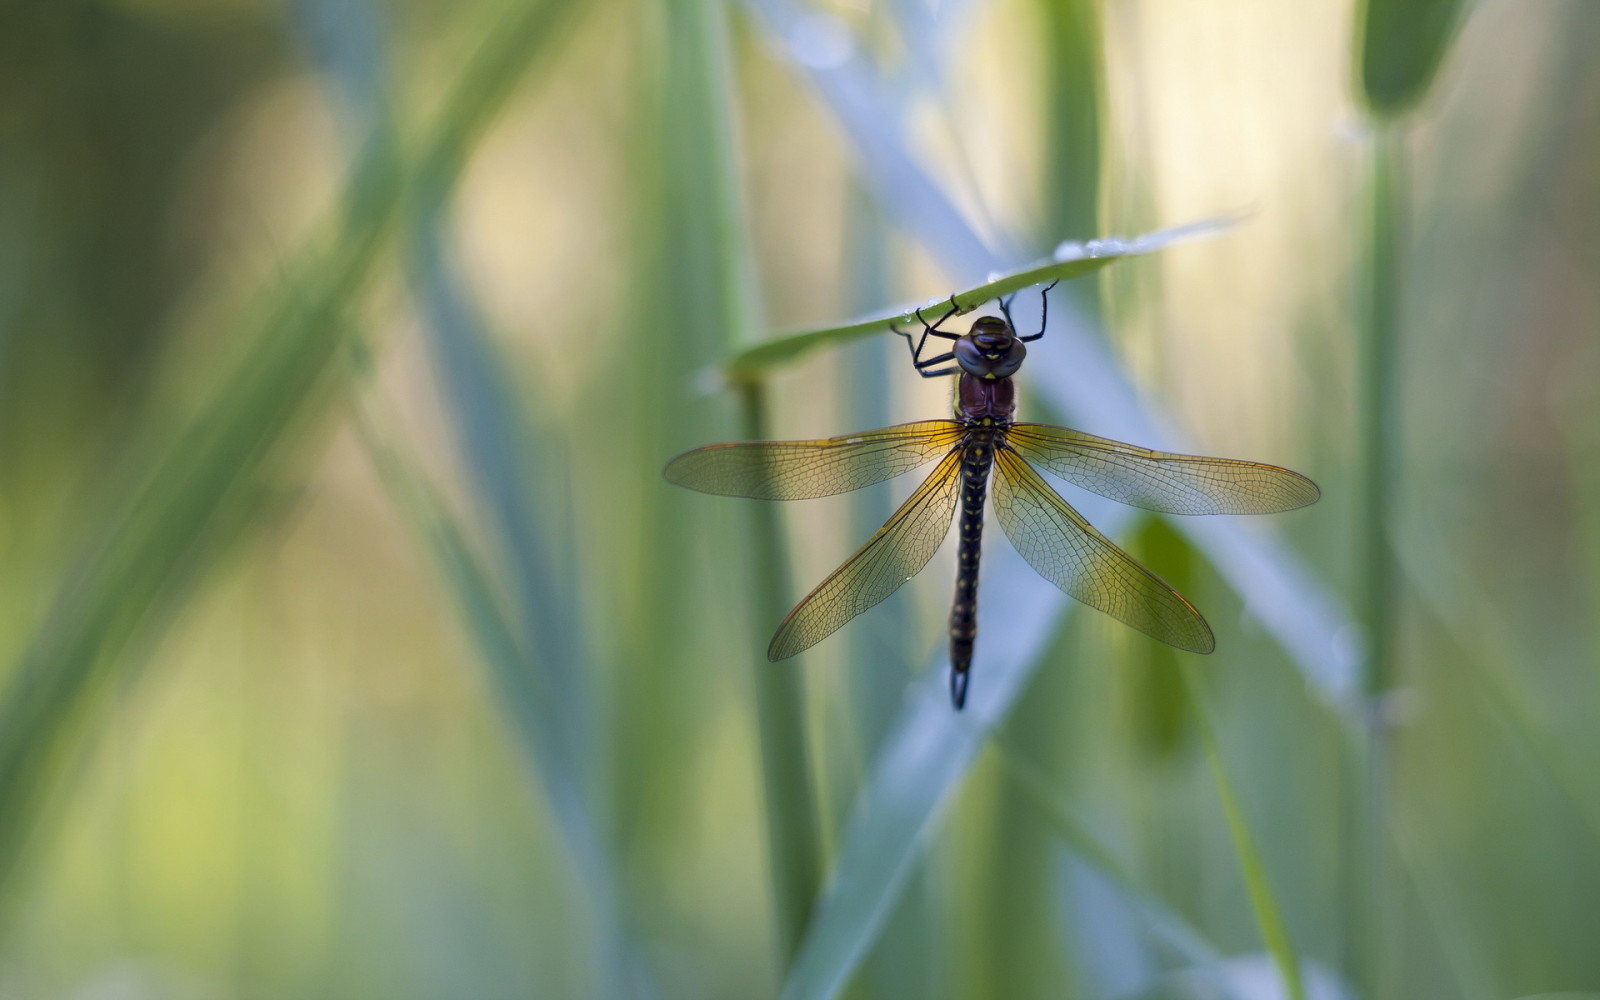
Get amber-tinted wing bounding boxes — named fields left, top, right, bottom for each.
left=664, top=420, right=964, bottom=500
left=993, top=447, right=1215, bottom=653
left=1007, top=423, right=1319, bottom=515
left=768, top=448, right=964, bottom=660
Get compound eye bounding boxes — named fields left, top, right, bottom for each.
left=953, top=338, right=988, bottom=375
left=991, top=341, right=1027, bottom=377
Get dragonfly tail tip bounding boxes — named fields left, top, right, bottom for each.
left=950, top=670, right=969, bottom=710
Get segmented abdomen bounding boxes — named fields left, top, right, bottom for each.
left=948, top=432, right=997, bottom=709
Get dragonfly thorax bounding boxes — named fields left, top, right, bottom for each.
left=954, top=316, right=1027, bottom=379
left=957, top=371, right=1016, bottom=422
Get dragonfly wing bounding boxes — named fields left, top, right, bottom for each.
left=664, top=420, right=964, bottom=500
left=1007, top=423, right=1319, bottom=515
left=768, top=448, right=964, bottom=660
left=993, top=447, right=1215, bottom=653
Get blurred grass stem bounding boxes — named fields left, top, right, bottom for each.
left=1182, top=662, right=1307, bottom=1000
left=1350, top=120, right=1406, bottom=998
left=739, top=381, right=824, bottom=963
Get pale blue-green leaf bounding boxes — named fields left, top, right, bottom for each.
left=1134, top=954, right=1355, bottom=1000
left=725, top=217, right=1238, bottom=381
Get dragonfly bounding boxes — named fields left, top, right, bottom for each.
left=664, top=283, right=1319, bottom=709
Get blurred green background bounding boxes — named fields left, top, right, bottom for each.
left=0, top=0, right=1597, bottom=997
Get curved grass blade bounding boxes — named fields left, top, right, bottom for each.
left=1183, top=661, right=1307, bottom=1000
left=776, top=540, right=1087, bottom=1000
left=990, top=734, right=1247, bottom=994
left=725, top=217, right=1237, bottom=382
left=0, top=0, right=590, bottom=920
left=305, top=0, right=651, bottom=993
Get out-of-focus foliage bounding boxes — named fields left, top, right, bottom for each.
left=1357, top=0, right=1466, bottom=115
left=0, top=0, right=1596, bottom=999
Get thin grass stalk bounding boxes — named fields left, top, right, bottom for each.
left=1181, top=662, right=1307, bottom=1000
left=1360, top=125, right=1403, bottom=712
left=739, top=380, right=825, bottom=963
left=662, top=0, right=825, bottom=968
left=1348, top=120, right=1406, bottom=999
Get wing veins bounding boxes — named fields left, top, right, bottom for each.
left=993, top=446, right=1214, bottom=653
left=768, top=447, right=965, bottom=660
left=1008, top=423, right=1319, bottom=515
left=665, top=420, right=963, bottom=500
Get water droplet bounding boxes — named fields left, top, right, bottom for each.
left=788, top=13, right=853, bottom=69
left=1053, top=240, right=1085, bottom=262
left=984, top=270, right=1005, bottom=284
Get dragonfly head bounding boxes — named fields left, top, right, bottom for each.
left=955, top=316, right=1027, bottom=379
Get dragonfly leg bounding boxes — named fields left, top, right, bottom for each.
left=896, top=309, right=960, bottom=372
left=891, top=322, right=958, bottom=374
left=999, top=292, right=1018, bottom=331
left=1019, top=280, right=1059, bottom=343
left=914, top=365, right=961, bottom=379
left=917, top=294, right=962, bottom=336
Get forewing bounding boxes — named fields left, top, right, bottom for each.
left=993, top=447, right=1215, bottom=653
left=1008, top=423, right=1319, bottom=515
left=664, top=420, right=964, bottom=500
left=768, top=448, right=964, bottom=660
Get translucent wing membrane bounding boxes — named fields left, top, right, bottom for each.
left=768, top=449, right=965, bottom=660
left=664, top=420, right=964, bottom=500
left=993, top=447, right=1215, bottom=653
left=1008, top=423, right=1320, bottom=515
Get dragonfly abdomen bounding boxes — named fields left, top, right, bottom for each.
left=948, top=431, right=1000, bottom=709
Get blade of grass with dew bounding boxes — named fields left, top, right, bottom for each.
left=0, top=0, right=594, bottom=917
left=1181, top=660, right=1307, bottom=1000
left=725, top=218, right=1236, bottom=382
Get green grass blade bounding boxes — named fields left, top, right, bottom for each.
left=990, top=734, right=1237, bottom=977
left=742, top=384, right=826, bottom=963
left=348, top=380, right=647, bottom=998
left=1182, top=662, right=1307, bottom=1000
left=725, top=218, right=1237, bottom=381
left=777, top=542, right=1099, bottom=1000
left=0, top=0, right=586, bottom=915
